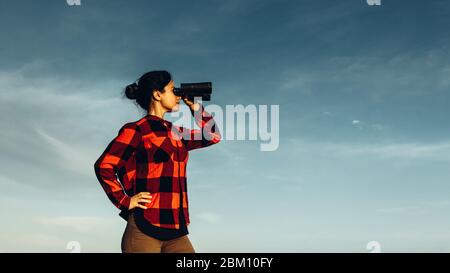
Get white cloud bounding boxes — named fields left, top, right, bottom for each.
left=279, top=71, right=314, bottom=95
left=196, top=212, right=223, bottom=224
left=288, top=138, right=450, bottom=161
left=337, top=141, right=450, bottom=160
left=376, top=200, right=450, bottom=214
left=38, top=216, right=120, bottom=233
left=375, top=206, right=424, bottom=214
left=33, top=126, right=96, bottom=176
left=1, top=234, right=67, bottom=252
left=0, top=67, right=141, bottom=188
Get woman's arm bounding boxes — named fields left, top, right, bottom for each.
left=178, top=101, right=222, bottom=151
left=93, top=122, right=141, bottom=211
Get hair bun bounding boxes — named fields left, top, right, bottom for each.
left=125, top=83, right=139, bottom=100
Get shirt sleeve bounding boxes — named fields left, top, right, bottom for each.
left=94, top=122, right=141, bottom=211
left=178, top=104, right=222, bottom=151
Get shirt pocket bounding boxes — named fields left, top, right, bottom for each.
left=142, top=135, right=174, bottom=163
left=153, top=147, right=172, bottom=163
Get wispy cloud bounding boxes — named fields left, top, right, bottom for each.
left=288, top=138, right=450, bottom=161
left=351, top=119, right=385, bottom=131
left=0, top=234, right=67, bottom=252
left=376, top=200, right=450, bottom=214
left=0, top=67, right=140, bottom=187
left=336, top=141, right=450, bottom=160
left=38, top=216, right=120, bottom=233
left=196, top=212, right=223, bottom=224
left=34, top=127, right=95, bottom=176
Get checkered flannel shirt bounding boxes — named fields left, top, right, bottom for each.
left=94, top=105, right=221, bottom=229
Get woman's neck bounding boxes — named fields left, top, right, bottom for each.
left=148, top=104, right=166, bottom=119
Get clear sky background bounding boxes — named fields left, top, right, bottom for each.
left=1, top=0, right=450, bottom=252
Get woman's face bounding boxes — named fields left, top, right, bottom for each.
left=158, top=80, right=181, bottom=112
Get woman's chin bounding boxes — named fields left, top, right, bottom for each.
left=171, top=104, right=180, bottom=112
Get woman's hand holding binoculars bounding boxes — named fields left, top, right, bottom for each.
left=182, top=96, right=200, bottom=112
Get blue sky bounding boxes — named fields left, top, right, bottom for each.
left=1, top=0, right=450, bottom=252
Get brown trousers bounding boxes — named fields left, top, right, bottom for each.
left=121, top=214, right=195, bottom=253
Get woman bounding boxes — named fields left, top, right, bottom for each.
left=94, top=70, right=221, bottom=253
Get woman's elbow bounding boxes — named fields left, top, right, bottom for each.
left=93, top=157, right=103, bottom=174
left=210, top=131, right=222, bottom=144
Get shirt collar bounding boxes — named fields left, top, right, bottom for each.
left=146, top=114, right=164, bottom=121
left=145, top=114, right=171, bottom=127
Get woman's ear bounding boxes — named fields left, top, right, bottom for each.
left=152, top=90, right=162, bottom=101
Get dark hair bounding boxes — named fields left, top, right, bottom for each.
left=124, top=70, right=172, bottom=111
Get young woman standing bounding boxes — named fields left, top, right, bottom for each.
left=94, top=70, right=221, bottom=253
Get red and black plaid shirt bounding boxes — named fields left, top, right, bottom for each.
left=94, top=105, right=221, bottom=229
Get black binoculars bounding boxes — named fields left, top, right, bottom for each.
left=173, top=82, right=212, bottom=101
